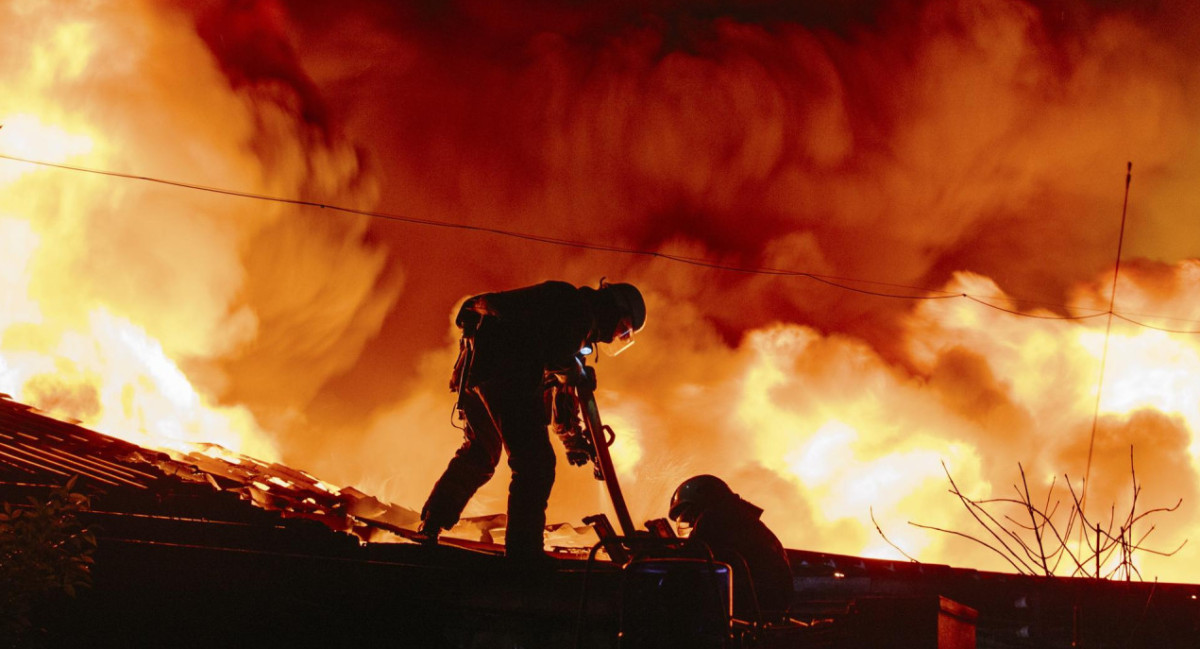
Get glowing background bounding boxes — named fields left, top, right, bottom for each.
left=3, top=0, right=1200, bottom=580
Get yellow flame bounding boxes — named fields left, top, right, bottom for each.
left=598, top=407, right=644, bottom=476
left=0, top=115, right=94, bottom=183
left=0, top=3, right=281, bottom=463
left=5, top=2, right=1200, bottom=585
left=1084, top=328, right=1200, bottom=449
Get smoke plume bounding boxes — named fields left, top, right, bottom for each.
left=5, top=0, right=1200, bottom=578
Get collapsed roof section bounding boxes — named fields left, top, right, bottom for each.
left=0, top=394, right=598, bottom=553
left=0, top=394, right=420, bottom=541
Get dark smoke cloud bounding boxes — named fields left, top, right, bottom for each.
left=153, top=0, right=407, bottom=434
left=281, top=0, right=1200, bottom=385
left=138, top=0, right=1200, bottom=572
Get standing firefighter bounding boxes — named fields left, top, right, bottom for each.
left=418, top=280, right=646, bottom=563
left=669, top=475, right=794, bottom=622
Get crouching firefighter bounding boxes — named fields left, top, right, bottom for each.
left=418, top=280, right=646, bottom=563
left=669, top=475, right=794, bottom=622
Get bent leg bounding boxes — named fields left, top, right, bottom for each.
left=420, top=390, right=502, bottom=531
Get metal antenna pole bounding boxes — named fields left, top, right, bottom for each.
left=1082, top=162, right=1133, bottom=513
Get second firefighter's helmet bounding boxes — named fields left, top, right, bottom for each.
left=668, top=474, right=732, bottom=526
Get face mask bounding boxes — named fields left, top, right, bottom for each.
left=674, top=518, right=693, bottom=538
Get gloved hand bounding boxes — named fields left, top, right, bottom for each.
left=566, top=448, right=593, bottom=467
left=554, top=423, right=596, bottom=467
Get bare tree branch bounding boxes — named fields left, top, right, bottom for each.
left=873, top=446, right=1186, bottom=581
left=908, top=521, right=1030, bottom=575
left=1020, top=463, right=1050, bottom=575
left=870, top=506, right=920, bottom=563
left=941, top=461, right=1038, bottom=574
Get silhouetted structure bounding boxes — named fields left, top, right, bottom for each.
left=2, top=395, right=1198, bottom=648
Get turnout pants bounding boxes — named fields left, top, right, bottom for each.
left=420, top=378, right=556, bottom=560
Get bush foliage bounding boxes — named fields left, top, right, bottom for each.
left=0, top=476, right=97, bottom=644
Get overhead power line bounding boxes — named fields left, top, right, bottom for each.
left=2, top=151, right=1199, bottom=333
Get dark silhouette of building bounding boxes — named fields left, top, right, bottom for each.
left=2, top=395, right=1197, bottom=648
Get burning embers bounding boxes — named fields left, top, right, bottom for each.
left=0, top=394, right=597, bottom=552
left=0, top=395, right=420, bottom=543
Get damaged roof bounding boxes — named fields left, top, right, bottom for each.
left=0, top=395, right=627, bottom=647
left=0, top=393, right=419, bottom=540
left=6, top=394, right=1200, bottom=649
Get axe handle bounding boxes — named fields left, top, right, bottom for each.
left=575, top=376, right=636, bottom=537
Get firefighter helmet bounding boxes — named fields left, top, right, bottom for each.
left=668, top=474, right=732, bottom=525
left=601, top=281, right=646, bottom=333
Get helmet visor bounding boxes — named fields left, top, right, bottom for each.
left=598, top=316, right=637, bottom=357
left=668, top=499, right=698, bottom=525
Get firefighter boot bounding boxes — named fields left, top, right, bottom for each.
left=415, top=518, right=443, bottom=546
left=415, top=508, right=448, bottom=544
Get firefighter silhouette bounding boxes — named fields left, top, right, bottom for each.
left=669, top=474, right=794, bottom=621
left=419, top=280, right=646, bottom=562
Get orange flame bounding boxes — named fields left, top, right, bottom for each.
left=0, top=4, right=275, bottom=461
left=5, top=0, right=1200, bottom=584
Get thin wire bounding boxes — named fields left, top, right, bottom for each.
left=2, top=151, right=1197, bottom=330
left=1110, top=312, right=1200, bottom=335
left=0, top=151, right=960, bottom=301
left=964, top=295, right=1109, bottom=321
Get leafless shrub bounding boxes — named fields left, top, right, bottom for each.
left=873, top=447, right=1185, bottom=579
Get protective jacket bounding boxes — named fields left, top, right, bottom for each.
left=454, top=280, right=598, bottom=390
left=689, top=493, right=794, bottom=622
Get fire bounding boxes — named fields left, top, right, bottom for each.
left=2, top=1, right=279, bottom=461
left=4, top=0, right=1200, bottom=584
left=0, top=116, right=93, bottom=183
left=1, top=0, right=397, bottom=468
left=730, top=322, right=991, bottom=564
left=598, top=407, right=645, bottom=476
left=1090, top=329, right=1200, bottom=437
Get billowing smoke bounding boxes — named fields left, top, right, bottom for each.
left=5, top=0, right=1200, bottom=579
left=286, top=0, right=1200, bottom=576
left=0, top=0, right=399, bottom=456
